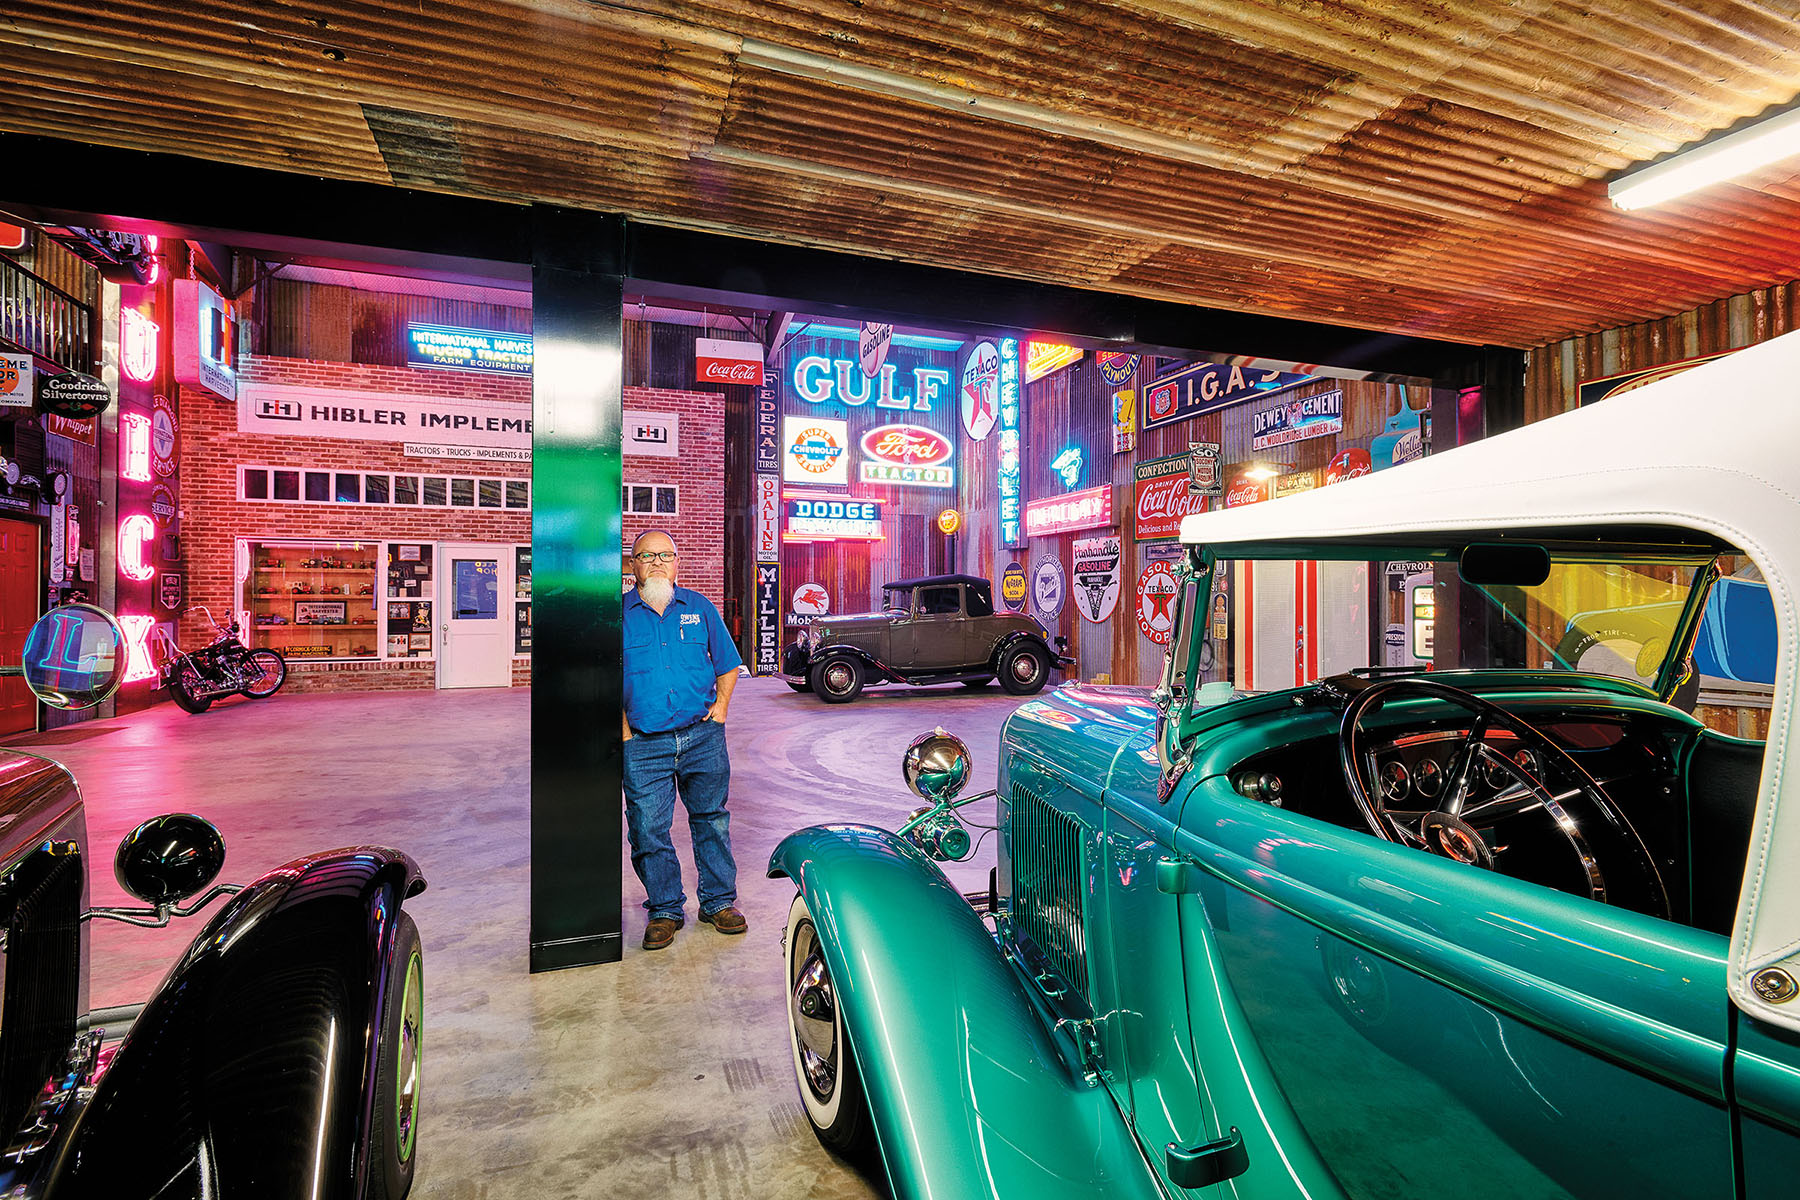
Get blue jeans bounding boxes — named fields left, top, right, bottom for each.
left=622, top=719, right=736, bottom=921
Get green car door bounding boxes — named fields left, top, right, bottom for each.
left=1734, top=1014, right=1800, bottom=1197
left=1172, top=779, right=1734, bottom=1200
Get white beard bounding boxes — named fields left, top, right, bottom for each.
left=638, top=576, right=674, bottom=614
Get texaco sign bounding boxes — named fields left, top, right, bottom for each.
left=1136, top=561, right=1180, bottom=646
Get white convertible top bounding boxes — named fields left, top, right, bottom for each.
left=1180, top=328, right=1800, bottom=1032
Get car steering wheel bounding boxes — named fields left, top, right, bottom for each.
left=1338, top=678, right=1669, bottom=919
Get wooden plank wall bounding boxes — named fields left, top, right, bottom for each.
left=1524, top=281, right=1800, bottom=422
left=253, top=277, right=531, bottom=363
left=959, top=351, right=1424, bottom=686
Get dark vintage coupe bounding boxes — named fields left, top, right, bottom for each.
left=781, top=573, right=1073, bottom=703
left=0, top=604, right=425, bottom=1199
left=770, top=334, right=1800, bottom=1198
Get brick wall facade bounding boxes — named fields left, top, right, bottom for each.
left=181, top=355, right=532, bottom=693
left=623, top=386, right=726, bottom=608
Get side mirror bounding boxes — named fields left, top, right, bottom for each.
left=902, top=727, right=971, bottom=805
left=17, top=604, right=127, bottom=709
left=115, top=813, right=226, bottom=906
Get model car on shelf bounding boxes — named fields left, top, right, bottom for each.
left=0, top=604, right=425, bottom=1197
left=769, top=334, right=1800, bottom=1199
left=779, top=573, right=1073, bottom=703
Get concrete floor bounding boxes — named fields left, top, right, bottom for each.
left=8, top=675, right=1027, bottom=1199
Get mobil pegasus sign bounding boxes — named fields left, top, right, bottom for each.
left=859, top=423, right=953, bottom=488
left=1134, top=452, right=1210, bottom=542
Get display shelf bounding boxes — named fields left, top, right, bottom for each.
left=245, top=540, right=383, bottom=662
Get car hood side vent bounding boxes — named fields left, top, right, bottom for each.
left=1009, top=783, right=1089, bottom=1002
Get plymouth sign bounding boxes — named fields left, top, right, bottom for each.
left=1134, top=452, right=1210, bottom=542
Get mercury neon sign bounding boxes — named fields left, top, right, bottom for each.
left=120, top=411, right=152, bottom=482
left=119, top=514, right=157, bottom=582
left=119, top=614, right=158, bottom=684
left=122, top=308, right=159, bottom=383
left=791, top=356, right=951, bottom=412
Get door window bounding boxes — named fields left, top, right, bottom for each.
left=453, top=560, right=499, bottom=619
left=918, top=586, right=961, bottom=616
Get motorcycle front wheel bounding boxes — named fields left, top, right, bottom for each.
left=167, top=665, right=212, bottom=714
left=241, top=649, right=288, bottom=698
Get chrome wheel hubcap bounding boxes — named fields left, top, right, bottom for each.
left=824, top=664, right=852, bottom=693
left=789, top=923, right=838, bottom=1102
left=1012, top=655, right=1037, bottom=682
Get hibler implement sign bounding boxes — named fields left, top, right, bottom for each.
left=1251, top=389, right=1343, bottom=450
left=405, top=324, right=533, bottom=375
left=239, top=384, right=531, bottom=451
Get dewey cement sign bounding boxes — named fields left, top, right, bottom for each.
left=238, top=384, right=532, bottom=452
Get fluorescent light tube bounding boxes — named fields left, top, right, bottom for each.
left=1610, top=104, right=1800, bottom=210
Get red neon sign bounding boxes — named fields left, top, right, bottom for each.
left=122, top=308, right=159, bottom=382
left=1023, top=485, right=1114, bottom=537
left=120, top=411, right=152, bottom=482
left=120, top=614, right=157, bottom=684
left=119, top=514, right=157, bottom=581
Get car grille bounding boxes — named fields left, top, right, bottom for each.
left=1009, top=783, right=1089, bottom=1000
left=0, top=849, right=80, bottom=1139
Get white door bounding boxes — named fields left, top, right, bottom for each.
left=437, top=542, right=513, bottom=688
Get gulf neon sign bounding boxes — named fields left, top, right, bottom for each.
left=791, top=356, right=951, bottom=411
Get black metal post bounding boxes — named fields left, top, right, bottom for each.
left=529, top=207, right=626, bottom=971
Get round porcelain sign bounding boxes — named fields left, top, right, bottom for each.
left=1033, top=554, right=1066, bottom=621
left=1137, top=561, right=1179, bottom=645
left=960, top=340, right=1000, bottom=442
left=1000, top=562, right=1028, bottom=612
left=792, top=582, right=830, bottom=618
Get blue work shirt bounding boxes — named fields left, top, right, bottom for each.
left=622, top=586, right=743, bottom=734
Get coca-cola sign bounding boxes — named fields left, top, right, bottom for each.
left=860, top=424, right=952, bottom=467
left=694, top=337, right=765, bottom=385
left=1326, top=447, right=1372, bottom=484
left=1224, top=474, right=1269, bottom=508
left=1133, top=452, right=1209, bottom=542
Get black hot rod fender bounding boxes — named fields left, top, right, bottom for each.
left=810, top=643, right=895, bottom=681
left=43, top=847, right=425, bottom=1200
left=768, top=824, right=1164, bottom=1199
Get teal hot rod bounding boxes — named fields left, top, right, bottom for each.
left=769, top=331, right=1800, bottom=1199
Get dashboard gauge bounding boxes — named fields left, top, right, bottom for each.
left=1414, top=757, right=1444, bottom=799
left=1483, top=754, right=1514, bottom=790
left=1378, top=760, right=1411, bottom=802
left=1511, top=748, right=1540, bottom=780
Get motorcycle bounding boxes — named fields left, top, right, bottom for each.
left=156, top=606, right=288, bottom=713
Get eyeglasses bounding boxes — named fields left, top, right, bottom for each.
left=633, top=551, right=677, bottom=564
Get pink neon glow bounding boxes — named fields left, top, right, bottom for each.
left=120, top=614, right=157, bottom=684
left=120, top=411, right=152, bottom=482
left=122, top=308, right=159, bottom=382
left=119, top=514, right=156, bottom=581
left=145, top=236, right=161, bottom=285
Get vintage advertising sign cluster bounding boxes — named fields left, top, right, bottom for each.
left=1024, top=484, right=1113, bottom=538
left=1142, top=361, right=1311, bottom=431
left=1251, top=389, right=1343, bottom=450
left=1072, top=535, right=1122, bottom=624
left=1134, top=452, right=1210, bottom=542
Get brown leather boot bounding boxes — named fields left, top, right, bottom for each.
left=699, top=905, right=748, bottom=935
left=642, top=916, right=683, bottom=950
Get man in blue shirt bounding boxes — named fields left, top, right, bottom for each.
left=621, top=530, right=745, bottom=950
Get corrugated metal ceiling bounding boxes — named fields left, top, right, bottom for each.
left=2, top=0, right=1796, bottom=347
